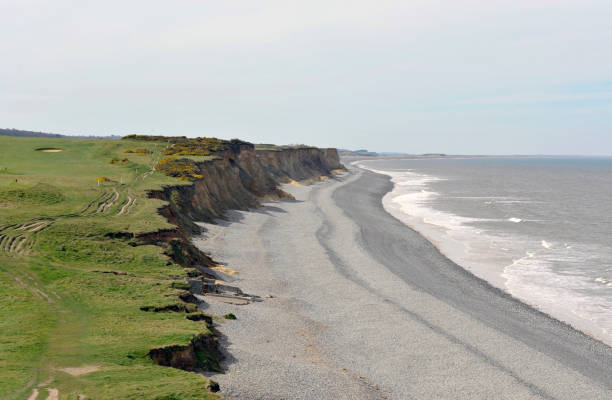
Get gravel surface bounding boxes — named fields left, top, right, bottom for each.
left=194, top=168, right=612, bottom=400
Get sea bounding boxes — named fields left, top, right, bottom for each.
left=356, top=156, right=612, bottom=345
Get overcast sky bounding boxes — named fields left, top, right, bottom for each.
left=2, top=1, right=612, bottom=154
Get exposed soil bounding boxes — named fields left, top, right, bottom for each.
left=58, top=365, right=101, bottom=376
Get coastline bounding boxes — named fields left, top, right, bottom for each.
left=194, top=167, right=612, bottom=399
left=354, top=160, right=612, bottom=348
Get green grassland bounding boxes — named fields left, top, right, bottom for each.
left=0, top=136, right=221, bottom=399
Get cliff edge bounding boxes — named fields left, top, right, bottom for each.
left=142, top=142, right=344, bottom=373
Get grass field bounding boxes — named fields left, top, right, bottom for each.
left=0, top=136, right=221, bottom=399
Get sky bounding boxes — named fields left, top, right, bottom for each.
left=1, top=0, right=612, bottom=155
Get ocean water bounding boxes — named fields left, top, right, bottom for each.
left=356, top=156, right=612, bottom=344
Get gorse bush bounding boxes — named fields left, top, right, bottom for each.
left=124, top=148, right=152, bottom=154
left=155, top=157, right=203, bottom=181
left=161, top=138, right=226, bottom=156
left=122, top=134, right=253, bottom=156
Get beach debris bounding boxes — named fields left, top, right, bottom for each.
left=189, top=276, right=260, bottom=305
left=198, top=294, right=251, bottom=305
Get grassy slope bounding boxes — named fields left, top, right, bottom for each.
left=0, top=137, right=220, bottom=400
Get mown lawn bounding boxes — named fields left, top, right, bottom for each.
left=0, top=137, right=220, bottom=399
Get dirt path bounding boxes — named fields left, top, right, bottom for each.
left=100, top=187, right=119, bottom=214
left=45, top=388, right=58, bottom=400
left=0, top=219, right=52, bottom=255
left=117, top=194, right=135, bottom=215
left=26, top=388, right=39, bottom=400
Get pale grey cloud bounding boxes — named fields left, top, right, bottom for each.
left=1, top=0, right=611, bottom=154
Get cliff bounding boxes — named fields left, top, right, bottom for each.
left=256, top=147, right=344, bottom=182
left=149, top=145, right=344, bottom=241
left=141, top=144, right=344, bottom=374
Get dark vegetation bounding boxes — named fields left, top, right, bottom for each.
left=0, top=127, right=121, bottom=139
left=122, top=134, right=252, bottom=156
left=161, top=138, right=226, bottom=156
left=0, top=128, right=63, bottom=138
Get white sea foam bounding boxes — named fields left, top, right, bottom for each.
left=358, top=163, right=514, bottom=289
left=502, top=245, right=612, bottom=344
left=355, top=160, right=612, bottom=346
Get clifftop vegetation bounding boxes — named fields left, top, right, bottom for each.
left=156, top=157, right=203, bottom=181
left=0, top=136, right=221, bottom=399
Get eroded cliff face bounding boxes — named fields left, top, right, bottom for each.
left=148, top=333, right=223, bottom=372
left=145, top=145, right=344, bottom=270
left=256, top=147, right=344, bottom=182
left=143, top=145, right=343, bottom=373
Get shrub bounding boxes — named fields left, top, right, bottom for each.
left=224, top=313, right=236, bottom=320
left=155, top=157, right=203, bottom=181
left=161, top=137, right=231, bottom=156
left=122, top=135, right=253, bottom=154
left=124, top=148, right=151, bottom=154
